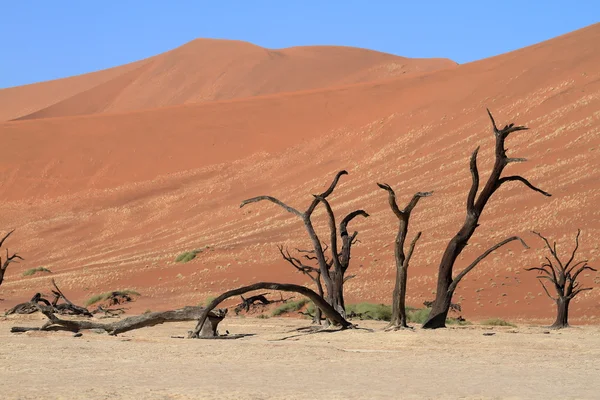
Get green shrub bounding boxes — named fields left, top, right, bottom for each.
left=406, top=308, right=431, bottom=324
left=85, top=290, right=140, bottom=306
left=344, top=303, right=471, bottom=325
left=22, top=267, right=52, bottom=276
left=480, top=318, right=516, bottom=327
left=346, top=302, right=392, bottom=321
left=272, top=299, right=309, bottom=316
left=175, top=249, right=202, bottom=263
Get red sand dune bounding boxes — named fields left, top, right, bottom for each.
left=0, top=24, right=599, bottom=324
left=0, top=39, right=455, bottom=121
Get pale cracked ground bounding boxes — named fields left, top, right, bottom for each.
left=1, top=315, right=599, bottom=399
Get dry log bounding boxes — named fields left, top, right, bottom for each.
left=11, top=305, right=227, bottom=337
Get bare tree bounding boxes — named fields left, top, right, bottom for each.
left=422, top=109, right=551, bottom=329
left=240, top=171, right=368, bottom=317
left=377, top=183, right=432, bottom=329
left=0, top=230, right=23, bottom=287
left=525, top=229, right=596, bottom=329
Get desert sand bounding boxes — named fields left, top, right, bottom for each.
left=0, top=24, right=599, bottom=329
left=1, top=315, right=599, bottom=399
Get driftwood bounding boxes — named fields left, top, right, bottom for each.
left=11, top=305, right=227, bottom=337
left=5, top=280, right=92, bottom=317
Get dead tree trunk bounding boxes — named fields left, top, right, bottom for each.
left=423, top=109, right=551, bottom=329
left=317, top=200, right=369, bottom=317
left=525, top=229, right=596, bottom=329
left=0, top=230, right=23, bottom=287
left=11, top=305, right=227, bottom=337
left=377, top=184, right=432, bottom=329
left=240, top=171, right=368, bottom=319
left=188, top=282, right=353, bottom=338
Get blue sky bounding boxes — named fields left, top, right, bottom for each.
left=1, top=1, right=597, bottom=88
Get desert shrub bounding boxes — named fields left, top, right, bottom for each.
left=175, top=249, right=202, bottom=263
left=480, top=318, right=516, bottom=327
left=85, top=289, right=140, bottom=306
left=345, top=303, right=471, bottom=325
left=22, top=267, right=52, bottom=276
left=256, top=314, right=269, bottom=319
left=346, top=302, right=392, bottom=321
left=406, top=307, right=431, bottom=324
left=271, top=298, right=309, bottom=316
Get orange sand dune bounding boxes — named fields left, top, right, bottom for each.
left=0, top=23, right=599, bottom=324
left=0, top=39, right=456, bottom=121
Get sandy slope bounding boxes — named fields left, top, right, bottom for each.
left=1, top=316, right=599, bottom=399
left=0, top=24, right=599, bottom=323
left=0, top=39, right=456, bottom=121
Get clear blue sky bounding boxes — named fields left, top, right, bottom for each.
left=1, top=1, right=598, bottom=89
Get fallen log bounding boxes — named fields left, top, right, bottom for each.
left=11, top=305, right=227, bottom=337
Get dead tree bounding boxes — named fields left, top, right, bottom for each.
left=188, top=282, right=353, bottom=338
left=525, top=229, right=596, bottom=329
left=377, top=183, right=432, bottom=329
left=240, top=170, right=368, bottom=317
left=11, top=305, right=227, bottom=337
left=0, top=230, right=23, bottom=287
left=422, top=109, right=551, bottom=329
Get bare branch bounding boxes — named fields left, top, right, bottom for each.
left=486, top=108, right=529, bottom=138
left=564, top=229, right=582, bottom=270
left=568, top=287, right=593, bottom=299
left=467, top=147, right=480, bottom=212
left=404, top=232, right=422, bottom=267
left=340, top=210, right=369, bottom=238
left=240, top=196, right=302, bottom=217
left=498, top=176, right=551, bottom=197
left=532, top=231, right=563, bottom=268
left=0, top=230, right=15, bottom=249
left=377, top=183, right=403, bottom=219
left=524, top=266, right=554, bottom=277
left=538, top=279, right=557, bottom=301
left=449, top=236, right=529, bottom=294
left=506, top=157, right=528, bottom=163
left=305, top=170, right=348, bottom=216
left=405, top=191, right=434, bottom=214
left=571, top=264, right=597, bottom=283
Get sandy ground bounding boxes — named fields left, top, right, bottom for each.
left=1, top=315, right=599, bottom=400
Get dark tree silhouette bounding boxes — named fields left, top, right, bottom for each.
left=377, top=183, right=432, bottom=329
left=0, top=230, right=23, bottom=287
left=423, top=109, right=551, bottom=329
left=525, top=229, right=596, bottom=329
left=240, top=171, right=368, bottom=317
